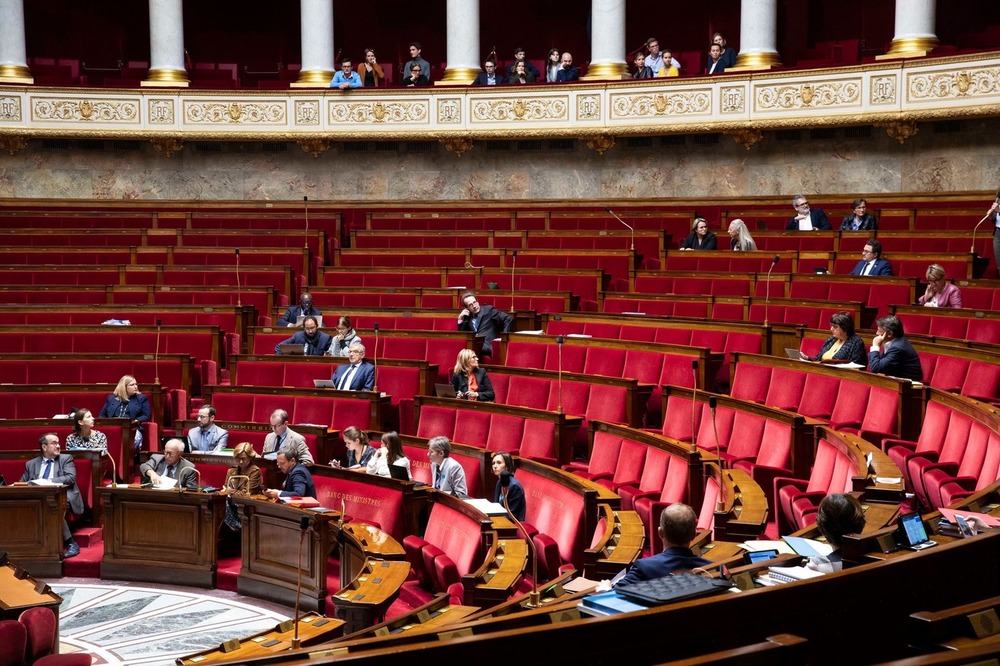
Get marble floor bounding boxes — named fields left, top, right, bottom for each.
left=50, top=580, right=292, bottom=666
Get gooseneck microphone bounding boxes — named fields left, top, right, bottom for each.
left=605, top=207, right=635, bottom=251
left=556, top=335, right=565, bottom=414
left=292, top=514, right=310, bottom=649
left=500, top=470, right=540, bottom=608
left=154, top=317, right=162, bottom=386
left=234, top=248, right=242, bottom=308
left=763, top=255, right=779, bottom=327
left=971, top=190, right=1000, bottom=254
left=709, top=396, right=727, bottom=512
left=372, top=322, right=379, bottom=394
left=303, top=195, right=309, bottom=250
left=510, top=249, right=517, bottom=313
left=690, top=359, right=699, bottom=454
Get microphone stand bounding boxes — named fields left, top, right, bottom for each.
left=103, top=449, right=119, bottom=487
left=234, top=248, right=242, bottom=308
left=556, top=336, right=564, bottom=413
left=709, top=396, right=726, bottom=512
left=292, top=515, right=310, bottom=649
left=372, top=323, right=379, bottom=394
left=690, top=360, right=699, bottom=454
left=500, top=472, right=539, bottom=608
left=605, top=208, right=634, bottom=252
left=763, top=256, right=779, bottom=328
left=153, top=317, right=162, bottom=386
left=510, top=249, right=517, bottom=314
left=971, top=202, right=997, bottom=254
left=177, top=467, right=201, bottom=493
left=303, top=195, right=309, bottom=251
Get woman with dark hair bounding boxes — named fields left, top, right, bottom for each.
left=680, top=217, right=718, bottom=250
left=329, top=315, right=362, bottom=357
left=491, top=451, right=525, bottom=521
left=806, top=493, right=866, bottom=572
left=65, top=408, right=107, bottom=452
left=99, top=374, right=151, bottom=449
left=508, top=60, right=536, bottom=84
left=333, top=426, right=376, bottom=469
left=839, top=198, right=878, bottom=231
left=803, top=312, right=867, bottom=366
left=367, top=431, right=411, bottom=480
left=544, top=48, right=561, bottom=82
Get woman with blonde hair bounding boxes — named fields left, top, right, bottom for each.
left=680, top=217, right=717, bottom=250
left=367, top=431, right=411, bottom=480
left=99, top=374, right=151, bottom=449
left=220, top=442, right=265, bottom=535
left=451, top=349, right=494, bottom=402
left=727, top=218, right=757, bottom=252
left=918, top=264, right=963, bottom=308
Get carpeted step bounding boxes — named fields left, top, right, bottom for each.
left=64, top=541, right=102, bottom=578
left=73, top=526, right=103, bottom=547
left=216, top=555, right=242, bottom=592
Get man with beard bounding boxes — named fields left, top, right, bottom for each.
left=275, top=315, right=331, bottom=355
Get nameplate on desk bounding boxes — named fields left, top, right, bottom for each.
left=372, top=577, right=383, bottom=584
left=219, top=639, right=241, bottom=653
left=353, top=593, right=365, bottom=601
left=260, top=639, right=281, bottom=648
left=416, top=610, right=432, bottom=623
left=969, top=609, right=1000, bottom=639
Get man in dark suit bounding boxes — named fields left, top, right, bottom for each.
left=266, top=447, right=316, bottom=499
left=555, top=52, right=579, bottom=82
left=786, top=195, right=831, bottom=230
left=275, top=315, right=331, bottom=355
left=868, top=315, right=922, bottom=382
left=472, top=59, right=503, bottom=86
left=850, top=240, right=893, bottom=276
left=21, top=432, right=84, bottom=558
left=456, top=290, right=513, bottom=357
left=140, top=438, right=199, bottom=490
left=615, top=503, right=708, bottom=587
left=331, top=343, right=375, bottom=391
left=277, top=293, right=322, bottom=327
left=506, top=47, right=540, bottom=79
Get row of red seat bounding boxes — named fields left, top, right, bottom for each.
left=203, top=385, right=381, bottom=434
left=0, top=265, right=298, bottom=295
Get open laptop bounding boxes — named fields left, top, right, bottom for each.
left=313, top=379, right=336, bottom=389
left=295, top=315, right=323, bottom=327
left=278, top=343, right=306, bottom=356
left=785, top=348, right=805, bottom=360
left=898, top=512, right=938, bottom=550
left=434, top=383, right=458, bottom=398
left=388, top=465, right=410, bottom=481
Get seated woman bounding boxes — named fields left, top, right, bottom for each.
left=839, top=197, right=878, bottom=231
left=332, top=425, right=376, bottom=469
left=727, top=218, right=757, bottom=251
left=679, top=217, right=718, bottom=250
left=65, top=408, right=107, bottom=452
left=219, top=442, right=265, bottom=545
left=427, top=436, right=468, bottom=498
left=491, top=451, right=525, bottom=521
left=918, top=263, right=963, bottom=308
left=803, top=311, right=867, bottom=366
left=329, top=315, right=363, bottom=357
left=366, top=431, right=411, bottom=480
left=451, top=349, right=494, bottom=402
left=98, top=375, right=151, bottom=449
left=806, top=493, right=866, bottom=573
left=508, top=60, right=536, bottom=84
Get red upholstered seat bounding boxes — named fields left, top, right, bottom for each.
left=433, top=554, right=461, bottom=593
left=19, top=607, right=57, bottom=663
left=774, top=439, right=850, bottom=534
left=659, top=394, right=700, bottom=442
left=0, top=620, right=27, bottom=666
left=420, top=543, right=447, bottom=591
left=453, top=410, right=491, bottom=447
left=733, top=420, right=793, bottom=497
left=505, top=341, right=547, bottom=369
left=921, top=424, right=994, bottom=509
left=730, top=362, right=771, bottom=404
left=416, top=406, right=457, bottom=440
left=505, top=376, right=551, bottom=410
left=402, top=535, right=433, bottom=587
left=484, top=414, right=525, bottom=456
left=796, top=374, right=840, bottom=420
left=596, top=439, right=647, bottom=492
left=516, top=419, right=558, bottom=466
left=633, top=455, right=692, bottom=553
left=718, top=411, right=765, bottom=467
left=884, top=401, right=957, bottom=491
left=618, top=446, right=672, bottom=511
left=566, top=430, right=622, bottom=479
left=763, top=368, right=806, bottom=411
left=962, top=360, right=1000, bottom=402
left=583, top=347, right=626, bottom=378
left=694, top=404, right=735, bottom=456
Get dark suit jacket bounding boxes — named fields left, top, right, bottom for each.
left=785, top=209, right=831, bottom=230
left=332, top=361, right=375, bottom=391
left=839, top=214, right=878, bottom=231
left=277, top=306, right=323, bottom=327
left=555, top=66, right=580, bottom=82
left=457, top=304, right=512, bottom=354
left=494, top=475, right=525, bottom=521
left=472, top=72, right=504, bottom=85
left=507, top=61, right=540, bottom=79
left=868, top=336, right=923, bottom=382
left=99, top=393, right=151, bottom=424
left=706, top=58, right=727, bottom=75
left=616, top=547, right=710, bottom=587
left=451, top=368, right=495, bottom=402
left=22, top=454, right=84, bottom=514
left=403, top=75, right=429, bottom=86
left=850, top=259, right=893, bottom=276
left=280, top=463, right=316, bottom=498
left=140, top=453, right=198, bottom=490
left=275, top=330, right=332, bottom=355
left=680, top=232, right=718, bottom=250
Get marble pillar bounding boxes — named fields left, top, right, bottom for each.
left=143, top=0, right=189, bottom=86
left=0, top=0, right=32, bottom=84
left=880, top=0, right=938, bottom=59
left=438, top=0, right=479, bottom=85
left=294, top=0, right=334, bottom=87
left=732, top=0, right=782, bottom=71
left=584, top=0, right=627, bottom=80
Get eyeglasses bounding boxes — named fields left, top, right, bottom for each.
left=795, top=201, right=809, bottom=208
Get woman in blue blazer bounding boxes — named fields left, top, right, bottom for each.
left=99, top=374, right=151, bottom=449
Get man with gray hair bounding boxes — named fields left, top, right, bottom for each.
left=140, top=438, right=198, bottom=490
left=786, top=194, right=831, bottom=231
left=330, top=343, right=375, bottom=391
left=869, top=315, right=922, bottom=381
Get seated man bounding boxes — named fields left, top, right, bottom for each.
left=331, top=343, right=375, bottom=391
left=21, top=433, right=84, bottom=558
left=868, top=314, right=922, bottom=382
left=806, top=493, right=866, bottom=573
left=850, top=240, right=893, bottom=276
left=275, top=315, right=331, bottom=356
left=277, top=293, right=322, bottom=327
left=265, top=447, right=316, bottom=499
left=261, top=409, right=314, bottom=466
left=140, top=438, right=198, bottom=490
left=330, top=57, right=361, bottom=89
left=615, top=503, right=709, bottom=587
left=457, top=290, right=513, bottom=357
left=555, top=52, right=579, bottom=82
left=786, top=195, right=831, bottom=231
left=186, top=404, right=229, bottom=453
left=472, top=59, right=503, bottom=85
left=506, top=47, right=540, bottom=79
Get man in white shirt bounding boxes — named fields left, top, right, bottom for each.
left=331, top=344, right=375, bottom=391
left=644, top=37, right=681, bottom=77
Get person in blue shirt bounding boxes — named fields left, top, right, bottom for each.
left=331, top=58, right=362, bottom=90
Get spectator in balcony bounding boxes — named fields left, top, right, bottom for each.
left=278, top=292, right=322, bottom=328
left=806, top=493, right=866, bottom=573
left=712, top=32, right=738, bottom=69
left=333, top=425, right=376, bottom=469
left=472, top=59, right=503, bottom=86
left=728, top=218, right=757, bottom=251
left=615, top=503, right=709, bottom=586
left=65, top=408, right=107, bottom=452
left=786, top=194, right=831, bottom=230
left=457, top=290, right=513, bottom=357
left=632, top=52, right=654, bottom=80
left=99, top=374, right=151, bottom=449
left=359, top=48, right=384, bottom=87
left=556, top=52, right=580, bottom=82
left=329, top=315, right=362, bottom=357
left=918, top=264, right=963, bottom=308
left=428, top=436, right=468, bottom=498
left=452, top=348, right=495, bottom=402
left=403, top=61, right=429, bottom=87
left=186, top=404, right=229, bottom=453
left=802, top=312, right=867, bottom=366
left=868, top=315, right=923, bottom=382
left=544, top=48, right=562, bottom=82
left=403, top=41, right=431, bottom=84
left=330, top=57, right=362, bottom=90
left=274, top=315, right=331, bottom=355
left=707, top=44, right=727, bottom=75
left=680, top=217, right=718, bottom=250
left=506, top=47, right=540, bottom=80
left=492, top=452, right=525, bottom=521
left=657, top=48, right=679, bottom=77
left=367, top=431, right=411, bottom=480
left=850, top=240, right=893, bottom=276
left=839, top=198, right=878, bottom=231
left=262, top=409, right=314, bottom=466
left=644, top=37, right=680, bottom=77
left=508, top=60, right=536, bottom=85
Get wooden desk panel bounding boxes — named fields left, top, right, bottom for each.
left=0, top=485, right=66, bottom=577
left=333, top=559, right=411, bottom=635
left=177, top=613, right=343, bottom=665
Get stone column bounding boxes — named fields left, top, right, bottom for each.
left=143, top=0, right=189, bottom=86
left=438, top=0, right=479, bottom=85
left=584, top=0, right=627, bottom=80
left=0, top=0, right=32, bottom=84
left=880, top=0, right=937, bottom=59
left=732, top=0, right=782, bottom=71
left=294, top=0, right=334, bottom=87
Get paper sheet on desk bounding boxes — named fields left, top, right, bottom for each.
left=829, top=362, right=865, bottom=369
left=741, top=540, right=796, bottom=555
left=152, top=477, right=178, bottom=489
left=463, top=498, right=508, bottom=515
left=28, top=479, right=61, bottom=486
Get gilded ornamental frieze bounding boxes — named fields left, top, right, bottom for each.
left=31, top=96, right=139, bottom=123
left=754, top=79, right=862, bottom=112
left=328, top=99, right=429, bottom=124
left=470, top=96, right=568, bottom=123
left=0, top=96, right=21, bottom=122
left=609, top=89, right=712, bottom=119
left=183, top=100, right=286, bottom=125
left=907, top=66, right=1000, bottom=104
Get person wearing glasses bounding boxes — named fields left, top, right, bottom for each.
left=328, top=315, right=362, bottom=357
left=786, top=194, right=831, bottom=231
left=456, top=290, right=512, bottom=358
left=850, top=240, right=893, bottom=276
left=331, top=343, right=375, bottom=391
left=403, top=41, right=431, bottom=84
left=330, top=57, right=362, bottom=89
left=451, top=349, right=494, bottom=402
left=403, top=61, right=429, bottom=86
left=839, top=198, right=878, bottom=231
left=427, top=436, right=468, bottom=499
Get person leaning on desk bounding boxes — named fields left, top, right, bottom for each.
left=140, top=438, right=198, bottom=490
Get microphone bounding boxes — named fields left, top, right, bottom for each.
left=708, top=396, right=727, bottom=512
left=102, top=448, right=118, bottom=487
left=605, top=207, right=634, bottom=251
left=372, top=322, right=379, bottom=394
left=763, top=255, right=779, bottom=327
left=303, top=195, right=309, bottom=250
left=556, top=335, right=564, bottom=414
left=690, top=360, right=699, bottom=453
left=176, top=466, right=201, bottom=493
left=499, top=470, right=540, bottom=608
left=234, top=248, right=242, bottom=307
left=971, top=190, right=1000, bottom=254
left=292, top=515, right=311, bottom=649
left=154, top=317, right=162, bottom=386
left=510, top=249, right=517, bottom=313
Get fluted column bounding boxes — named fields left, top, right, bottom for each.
left=584, top=0, right=627, bottom=80
left=0, top=0, right=32, bottom=84
left=879, top=0, right=937, bottom=59
left=143, top=0, right=189, bottom=87
left=732, top=0, right=782, bottom=71
left=293, top=0, right=334, bottom=87
left=438, top=0, right=479, bottom=85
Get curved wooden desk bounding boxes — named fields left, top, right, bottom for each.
left=0, top=485, right=67, bottom=577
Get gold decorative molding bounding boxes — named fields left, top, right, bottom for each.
left=329, top=100, right=429, bottom=124
left=471, top=97, right=568, bottom=123
left=731, top=51, right=783, bottom=71
left=728, top=128, right=763, bottom=150
left=720, top=87, right=746, bottom=114
left=295, top=100, right=320, bottom=125
left=870, top=75, right=898, bottom=106
left=441, top=137, right=473, bottom=157
left=298, top=139, right=330, bottom=157
left=582, top=63, right=628, bottom=81
left=585, top=134, right=615, bottom=155
left=755, top=80, right=861, bottom=112
left=184, top=101, right=286, bottom=125
left=141, top=68, right=190, bottom=87
left=610, top=90, right=712, bottom=119
left=291, top=69, right=334, bottom=88
left=148, top=99, right=175, bottom=124
left=878, top=36, right=939, bottom=60
left=0, top=96, right=22, bottom=122
left=31, top=97, right=139, bottom=123
left=908, top=67, right=1000, bottom=103
left=877, top=120, right=919, bottom=144
left=150, top=137, right=184, bottom=157
left=436, top=98, right=462, bottom=124
left=437, top=67, right=480, bottom=86
left=0, top=135, right=28, bottom=156
left=577, top=95, right=601, bottom=121
left=0, top=64, right=32, bottom=85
